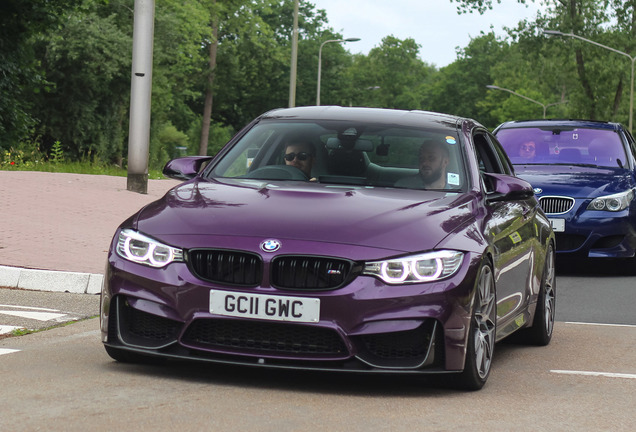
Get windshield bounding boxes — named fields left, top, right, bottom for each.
left=208, top=119, right=467, bottom=191
left=496, top=126, right=627, bottom=168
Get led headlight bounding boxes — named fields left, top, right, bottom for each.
left=363, top=250, right=464, bottom=284
left=116, top=229, right=183, bottom=268
left=587, top=189, right=634, bottom=212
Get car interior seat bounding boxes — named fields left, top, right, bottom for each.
left=558, top=148, right=582, bottom=162
left=588, top=139, right=615, bottom=165
left=327, top=149, right=367, bottom=176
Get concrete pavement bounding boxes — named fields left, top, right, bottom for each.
left=0, top=171, right=180, bottom=294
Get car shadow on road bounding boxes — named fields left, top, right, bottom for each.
left=101, top=339, right=531, bottom=396
left=556, top=257, right=636, bottom=277
left=101, top=357, right=500, bottom=395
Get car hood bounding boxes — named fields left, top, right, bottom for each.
left=513, top=165, right=634, bottom=198
left=132, top=178, right=476, bottom=254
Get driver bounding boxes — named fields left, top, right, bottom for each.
left=518, top=140, right=536, bottom=161
left=284, top=141, right=315, bottom=178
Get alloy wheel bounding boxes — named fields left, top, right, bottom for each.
left=473, top=265, right=496, bottom=379
left=543, top=245, right=556, bottom=337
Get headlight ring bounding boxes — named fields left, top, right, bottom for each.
left=587, top=189, right=634, bottom=212
left=363, top=250, right=464, bottom=285
left=116, top=229, right=183, bottom=268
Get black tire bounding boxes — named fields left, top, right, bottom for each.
left=516, top=242, right=556, bottom=346
left=452, top=261, right=497, bottom=391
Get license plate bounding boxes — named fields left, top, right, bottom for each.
left=549, top=218, right=565, bottom=232
left=209, top=290, right=320, bottom=323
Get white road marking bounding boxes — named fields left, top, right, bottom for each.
left=551, top=370, right=636, bottom=380
left=0, top=304, right=60, bottom=312
left=566, top=321, right=636, bottom=328
left=0, top=348, right=20, bottom=356
left=0, top=325, right=25, bottom=335
left=0, top=310, right=67, bottom=322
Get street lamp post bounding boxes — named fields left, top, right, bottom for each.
left=316, top=37, right=361, bottom=106
left=288, top=0, right=299, bottom=107
left=544, top=29, right=635, bottom=133
left=486, top=85, right=568, bottom=118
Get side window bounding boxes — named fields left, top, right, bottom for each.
left=473, top=132, right=506, bottom=193
left=473, top=133, right=505, bottom=174
left=625, top=129, right=636, bottom=164
left=488, top=134, right=514, bottom=175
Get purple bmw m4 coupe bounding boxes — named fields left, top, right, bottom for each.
left=101, top=106, right=555, bottom=390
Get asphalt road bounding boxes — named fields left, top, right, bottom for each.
left=1, top=264, right=635, bottom=431
left=555, top=258, right=636, bottom=325
left=0, top=319, right=634, bottom=431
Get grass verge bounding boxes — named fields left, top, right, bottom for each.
left=1, top=161, right=165, bottom=179
left=0, top=316, right=99, bottom=341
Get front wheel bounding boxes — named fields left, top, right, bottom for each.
left=452, top=261, right=497, bottom=391
left=516, top=242, right=556, bottom=346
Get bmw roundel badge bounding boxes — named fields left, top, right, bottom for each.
left=533, top=188, right=543, bottom=195
left=260, top=239, right=281, bottom=252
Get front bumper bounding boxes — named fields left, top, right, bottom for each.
left=100, top=252, right=481, bottom=374
left=547, top=202, right=636, bottom=258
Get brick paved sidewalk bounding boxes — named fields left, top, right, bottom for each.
left=0, top=171, right=179, bottom=276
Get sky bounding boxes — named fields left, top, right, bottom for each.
left=310, top=0, right=545, bottom=67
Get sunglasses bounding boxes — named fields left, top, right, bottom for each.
left=521, top=145, right=535, bottom=151
left=284, top=152, right=311, bottom=162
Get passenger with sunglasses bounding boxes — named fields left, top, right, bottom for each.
left=284, top=142, right=315, bottom=178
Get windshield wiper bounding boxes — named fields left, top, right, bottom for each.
left=318, top=175, right=367, bottom=186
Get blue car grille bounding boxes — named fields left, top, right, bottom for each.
left=539, top=196, right=575, bottom=214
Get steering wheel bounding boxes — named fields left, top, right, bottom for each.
left=243, top=165, right=309, bottom=181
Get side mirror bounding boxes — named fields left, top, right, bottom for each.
left=163, top=156, right=213, bottom=181
left=483, top=172, right=534, bottom=202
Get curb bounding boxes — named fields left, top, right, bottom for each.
left=0, top=265, right=102, bottom=295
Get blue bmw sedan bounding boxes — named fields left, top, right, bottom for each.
left=495, top=119, right=636, bottom=262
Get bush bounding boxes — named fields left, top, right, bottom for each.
left=0, top=134, right=46, bottom=169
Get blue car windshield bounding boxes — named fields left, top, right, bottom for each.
left=497, top=127, right=627, bottom=168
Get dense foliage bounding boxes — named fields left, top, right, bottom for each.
left=1, top=0, right=634, bottom=171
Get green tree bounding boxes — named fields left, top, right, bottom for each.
left=480, top=24, right=570, bottom=124
left=30, top=9, right=131, bottom=162
left=0, top=0, right=82, bottom=147
left=151, top=0, right=214, bottom=160
left=451, top=0, right=635, bottom=126
left=424, top=32, right=507, bottom=126
left=347, top=36, right=435, bottom=110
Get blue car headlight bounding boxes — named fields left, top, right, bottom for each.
left=116, top=229, right=183, bottom=268
left=587, top=189, right=634, bottom=212
left=363, top=250, right=464, bottom=284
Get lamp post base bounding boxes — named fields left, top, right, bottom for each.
left=127, top=173, right=148, bottom=194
